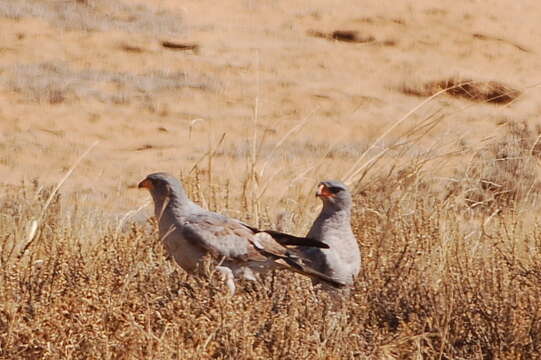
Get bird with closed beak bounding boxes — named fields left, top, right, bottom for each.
left=138, top=172, right=346, bottom=295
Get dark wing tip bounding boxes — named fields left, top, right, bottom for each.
left=237, top=222, right=329, bottom=249
left=263, top=230, right=330, bottom=249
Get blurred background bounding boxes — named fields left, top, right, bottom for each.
left=1, top=0, right=540, bottom=216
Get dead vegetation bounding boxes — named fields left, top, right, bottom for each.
left=307, top=29, right=398, bottom=47
left=400, top=78, right=521, bottom=105
left=0, top=62, right=211, bottom=105
left=472, top=33, right=531, bottom=53
left=307, top=29, right=376, bottom=44
left=1, top=122, right=541, bottom=359
left=444, top=121, right=541, bottom=213
left=0, top=0, right=185, bottom=35
left=161, top=41, right=200, bottom=53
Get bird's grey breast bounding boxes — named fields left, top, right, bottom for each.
left=306, top=211, right=361, bottom=284
left=158, top=208, right=207, bottom=271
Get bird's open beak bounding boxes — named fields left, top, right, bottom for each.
left=138, top=178, right=153, bottom=190
left=316, top=184, right=334, bottom=198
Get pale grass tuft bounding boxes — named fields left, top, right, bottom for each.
left=17, top=141, right=99, bottom=259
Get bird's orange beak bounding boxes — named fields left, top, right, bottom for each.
left=138, top=178, right=154, bottom=190
left=316, top=184, right=334, bottom=198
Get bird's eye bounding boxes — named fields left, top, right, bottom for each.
left=328, top=186, right=343, bottom=193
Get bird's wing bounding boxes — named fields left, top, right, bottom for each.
left=262, top=230, right=330, bottom=249
left=181, top=212, right=267, bottom=262
left=237, top=221, right=329, bottom=249
left=181, top=213, right=345, bottom=288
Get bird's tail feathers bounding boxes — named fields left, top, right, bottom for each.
left=274, top=256, right=346, bottom=288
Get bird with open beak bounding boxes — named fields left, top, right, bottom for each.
left=138, top=172, right=346, bottom=295
left=299, top=180, right=361, bottom=287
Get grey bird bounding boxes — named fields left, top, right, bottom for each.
left=299, top=181, right=361, bottom=287
left=138, top=172, right=345, bottom=294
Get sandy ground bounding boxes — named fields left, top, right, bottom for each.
left=1, top=0, right=541, bottom=214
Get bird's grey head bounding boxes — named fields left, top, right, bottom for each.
left=316, top=180, right=352, bottom=211
left=138, top=172, right=187, bottom=204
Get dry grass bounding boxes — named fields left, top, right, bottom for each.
left=0, top=62, right=210, bottom=105
left=400, top=78, right=522, bottom=105
left=2, top=0, right=541, bottom=358
left=1, top=122, right=541, bottom=359
left=307, top=30, right=376, bottom=44
left=0, top=0, right=185, bottom=35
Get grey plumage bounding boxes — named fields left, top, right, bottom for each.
left=138, top=172, right=345, bottom=294
left=299, top=180, right=361, bottom=286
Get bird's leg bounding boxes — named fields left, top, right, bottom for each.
left=216, top=266, right=236, bottom=296
left=240, top=267, right=257, bottom=282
